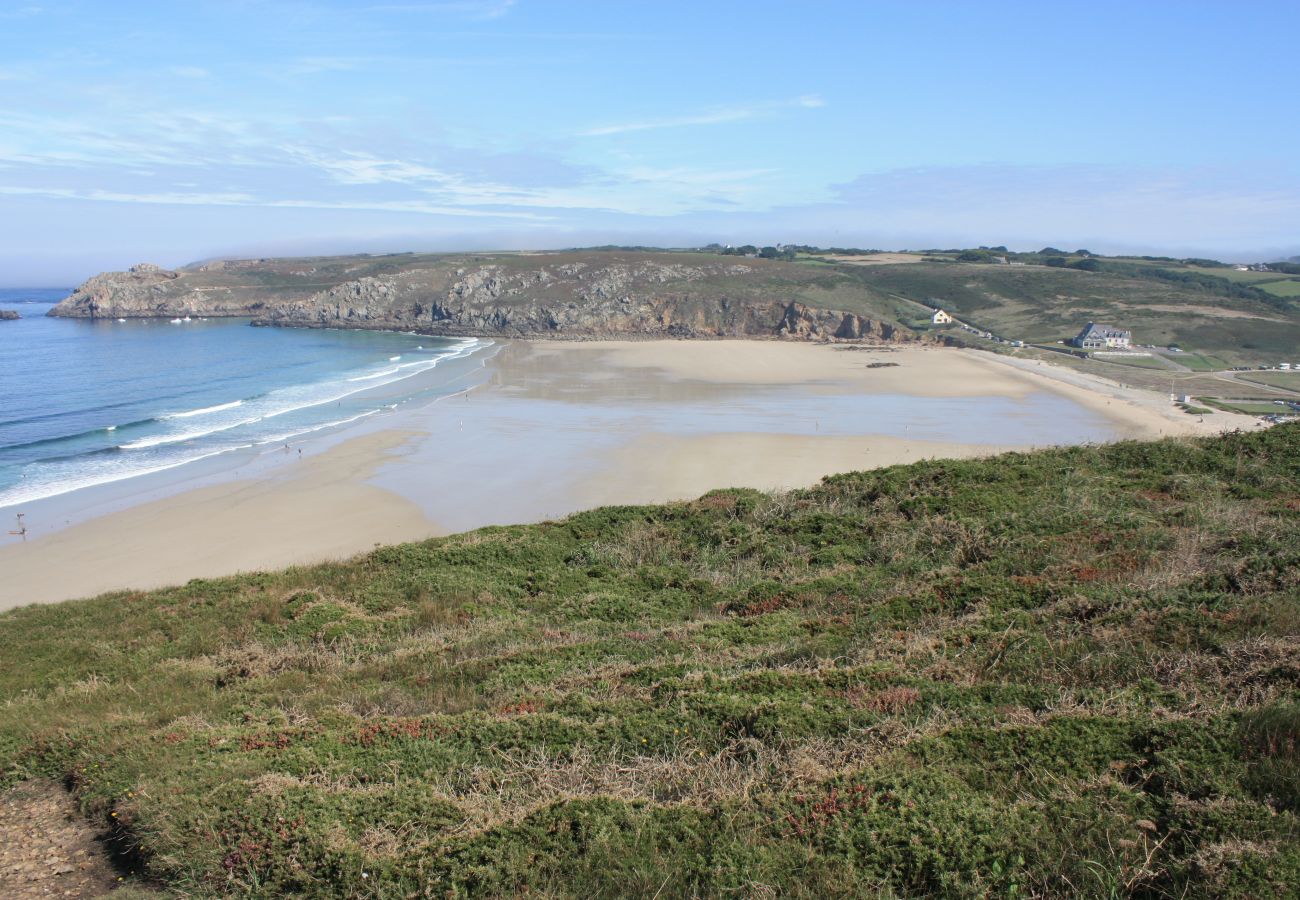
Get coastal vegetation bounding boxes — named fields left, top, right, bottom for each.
left=841, top=259, right=1300, bottom=365
left=1, top=424, right=1298, bottom=896
left=49, top=248, right=1300, bottom=369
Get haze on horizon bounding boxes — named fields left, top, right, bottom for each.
left=0, top=0, right=1297, bottom=286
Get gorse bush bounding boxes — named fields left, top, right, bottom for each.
left=1, top=424, right=1298, bottom=896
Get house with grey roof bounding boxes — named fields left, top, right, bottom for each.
left=1072, top=323, right=1132, bottom=350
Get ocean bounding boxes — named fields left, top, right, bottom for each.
left=0, top=288, right=491, bottom=510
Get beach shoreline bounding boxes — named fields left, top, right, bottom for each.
left=0, top=340, right=1257, bottom=609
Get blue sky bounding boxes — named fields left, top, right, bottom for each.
left=1, top=0, right=1297, bottom=283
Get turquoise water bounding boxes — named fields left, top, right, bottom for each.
left=0, top=289, right=489, bottom=509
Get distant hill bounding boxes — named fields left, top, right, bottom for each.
left=830, top=256, right=1300, bottom=365
left=47, top=248, right=1300, bottom=364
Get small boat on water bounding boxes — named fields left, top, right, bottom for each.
left=183, top=316, right=192, bottom=322
left=389, top=355, right=401, bottom=361
left=117, top=317, right=126, bottom=322
left=169, top=318, right=183, bottom=324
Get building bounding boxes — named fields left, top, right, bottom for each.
left=931, top=309, right=953, bottom=324
left=1072, top=323, right=1132, bottom=350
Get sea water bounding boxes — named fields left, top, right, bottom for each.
left=0, top=289, right=490, bottom=509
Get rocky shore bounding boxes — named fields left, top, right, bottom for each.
left=0, top=310, right=19, bottom=321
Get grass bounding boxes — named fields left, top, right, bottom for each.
left=1238, top=371, right=1300, bottom=391
left=838, top=261, right=1300, bottom=366
left=1184, top=268, right=1292, bottom=284
left=1091, top=354, right=1174, bottom=370
left=2, top=425, right=1300, bottom=897
left=1201, top=399, right=1294, bottom=415
left=1257, top=279, right=1300, bottom=298
left=1170, top=353, right=1229, bottom=372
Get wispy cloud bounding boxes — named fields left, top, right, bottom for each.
left=284, top=148, right=456, bottom=186
left=272, top=56, right=366, bottom=76
left=363, top=0, right=515, bottom=19
left=0, top=4, right=45, bottom=19
left=0, top=184, right=551, bottom=220
left=579, top=95, right=825, bottom=137
left=168, top=66, right=210, bottom=79
left=0, top=185, right=258, bottom=206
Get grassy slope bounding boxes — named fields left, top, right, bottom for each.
left=2, top=426, right=1298, bottom=896
left=1239, top=371, right=1300, bottom=390
left=843, top=262, right=1300, bottom=364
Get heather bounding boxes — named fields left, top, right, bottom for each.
left=2, top=425, right=1298, bottom=897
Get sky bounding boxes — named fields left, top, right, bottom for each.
left=0, top=0, right=1297, bottom=284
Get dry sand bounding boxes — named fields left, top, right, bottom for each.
left=2, top=340, right=1252, bottom=609
left=533, top=340, right=1248, bottom=440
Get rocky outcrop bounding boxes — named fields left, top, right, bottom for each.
left=255, top=259, right=906, bottom=342
left=46, top=264, right=263, bottom=319
left=49, top=251, right=915, bottom=343
left=777, top=302, right=895, bottom=341
left=0, top=310, right=19, bottom=321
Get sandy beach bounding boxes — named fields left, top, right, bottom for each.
left=0, top=341, right=1256, bottom=609
left=0, top=432, right=436, bottom=608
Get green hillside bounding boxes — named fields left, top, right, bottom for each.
left=2, top=425, right=1298, bottom=897
left=837, top=260, right=1300, bottom=364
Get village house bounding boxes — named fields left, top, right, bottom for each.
left=1072, top=323, right=1132, bottom=350
left=931, top=309, right=953, bottom=324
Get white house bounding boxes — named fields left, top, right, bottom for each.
left=931, top=309, right=953, bottom=325
left=1072, top=323, right=1132, bottom=350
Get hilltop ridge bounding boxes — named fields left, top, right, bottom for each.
left=46, top=251, right=910, bottom=342
left=46, top=247, right=1300, bottom=366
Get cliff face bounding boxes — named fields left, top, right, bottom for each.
left=48, top=252, right=908, bottom=342
left=48, top=262, right=288, bottom=319
left=258, top=260, right=899, bottom=341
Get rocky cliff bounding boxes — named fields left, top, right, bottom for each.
left=48, top=251, right=909, bottom=342
left=49, top=262, right=284, bottom=319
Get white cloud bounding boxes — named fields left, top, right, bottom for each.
left=580, top=95, right=827, bottom=137
left=168, top=66, right=210, bottom=79
left=580, top=108, right=757, bottom=137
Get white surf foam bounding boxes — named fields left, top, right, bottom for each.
left=2, top=338, right=493, bottom=510
left=162, top=399, right=244, bottom=419
left=0, top=444, right=254, bottom=509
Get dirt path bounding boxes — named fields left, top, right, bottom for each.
left=0, top=781, right=123, bottom=898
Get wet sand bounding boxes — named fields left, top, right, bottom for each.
left=1, top=340, right=1253, bottom=609
left=0, top=432, right=437, bottom=609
